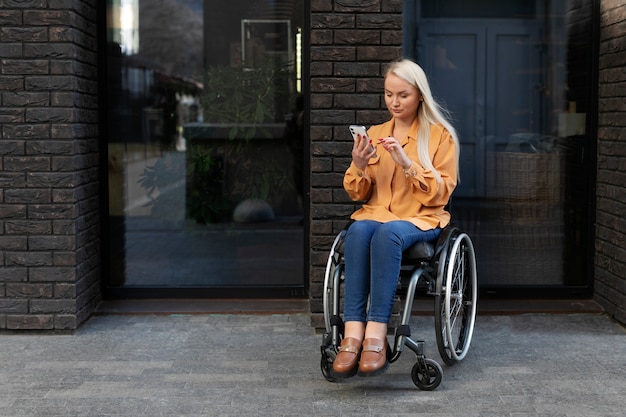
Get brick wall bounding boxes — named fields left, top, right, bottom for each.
left=595, top=0, right=626, bottom=325
left=0, top=0, right=101, bottom=331
left=309, top=0, right=404, bottom=329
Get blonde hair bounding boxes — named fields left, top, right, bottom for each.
left=385, top=59, right=460, bottom=183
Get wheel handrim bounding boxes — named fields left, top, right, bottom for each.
left=444, top=233, right=477, bottom=361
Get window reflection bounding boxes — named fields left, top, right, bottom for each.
left=106, top=0, right=304, bottom=289
left=412, top=0, right=594, bottom=287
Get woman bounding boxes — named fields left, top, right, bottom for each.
left=332, top=58, right=460, bottom=378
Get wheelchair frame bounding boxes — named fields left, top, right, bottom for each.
left=319, top=223, right=478, bottom=390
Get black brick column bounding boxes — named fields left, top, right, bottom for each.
left=595, top=0, right=626, bottom=325
left=309, top=0, right=403, bottom=330
left=0, top=0, right=101, bottom=331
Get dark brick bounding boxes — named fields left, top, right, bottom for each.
left=334, top=94, right=380, bottom=109
left=29, top=235, right=75, bottom=251
left=0, top=299, right=29, bottom=315
left=29, top=267, right=75, bottom=282
left=310, top=29, right=333, bottom=45
left=28, top=204, right=76, bottom=219
left=27, top=173, right=74, bottom=188
left=25, top=140, right=72, bottom=155
left=52, top=252, right=76, bottom=267
left=23, top=10, right=74, bottom=26
left=0, top=141, right=24, bottom=155
left=0, top=43, right=23, bottom=58
left=311, top=77, right=355, bottom=93
left=24, top=43, right=82, bottom=59
left=51, top=188, right=76, bottom=203
left=25, top=75, right=74, bottom=91
left=26, top=107, right=73, bottom=123
left=0, top=27, right=48, bottom=42
left=2, top=124, right=49, bottom=139
left=334, top=62, right=380, bottom=76
left=356, top=78, right=383, bottom=93
left=357, top=13, right=403, bottom=29
left=311, top=109, right=354, bottom=125
left=334, top=30, right=380, bottom=45
left=382, top=0, right=403, bottom=13
left=335, top=0, right=379, bottom=12
left=6, top=315, right=54, bottom=330
left=0, top=267, right=27, bottom=282
left=5, top=220, right=51, bottom=235
left=4, top=156, right=50, bottom=172
left=51, top=92, right=98, bottom=108
left=310, top=62, right=333, bottom=76
left=5, top=252, right=53, bottom=267
left=0, top=236, right=27, bottom=250
left=2, top=0, right=46, bottom=8
left=52, top=220, right=75, bottom=235
left=311, top=93, right=333, bottom=109
left=0, top=10, right=23, bottom=25
left=1, top=59, right=48, bottom=75
left=30, top=299, right=76, bottom=314
left=4, top=189, right=50, bottom=204
left=53, top=283, right=76, bottom=298
left=53, top=315, right=77, bottom=330
left=381, top=30, right=402, bottom=45
left=6, top=283, right=53, bottom=298
left=0, top=204, right=27, bottom=219
left=311, top=46, right=355, bottom=61
left=311, top=14, right=354, bottom=29
left=311, top=0, right=332, bottom=12
left=0, top=173, right=27, bottom=188
left=0, top=76, right=24, bottom=91
left=3, top=92, right=49, bottom=107
left=0, top=108, right=24, bottom=123
left=358, top=45, right=402, bottom=61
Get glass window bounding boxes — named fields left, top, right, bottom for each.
left=405, top=0, right=596, bottom=291
left=105, top=0, right=305, bottom=294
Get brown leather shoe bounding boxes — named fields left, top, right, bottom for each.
left=332, top=337, right=362, bottom=378
left=358, top=338, right=389, bottom=377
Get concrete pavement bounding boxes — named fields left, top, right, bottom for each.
left=0, top=312, right=624, bottom=416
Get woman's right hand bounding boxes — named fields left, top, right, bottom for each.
left=352, top=133, right=376, bottom=170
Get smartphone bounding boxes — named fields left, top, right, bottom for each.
left=349, top=125, right=377, bottom=157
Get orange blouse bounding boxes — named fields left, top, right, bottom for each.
left=343, top=117, right=457, bottom=230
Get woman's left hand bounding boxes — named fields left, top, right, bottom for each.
left=378, top=137, right=412, bottom=169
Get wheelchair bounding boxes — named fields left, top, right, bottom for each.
left=319, top=222, right=478, bottom=390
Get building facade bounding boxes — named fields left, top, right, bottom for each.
left=0, top=0, right=624, bottom=331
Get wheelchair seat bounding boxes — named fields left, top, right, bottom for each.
left=402, top=240, right=435, bottom=263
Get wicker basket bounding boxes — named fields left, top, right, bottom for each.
left=486, top=152, right=567, bottom=203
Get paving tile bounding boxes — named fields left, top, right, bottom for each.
left=0, top=313, right=624, bottom=416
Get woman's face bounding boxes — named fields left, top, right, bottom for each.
left=384, top=72, right=422, bottom=123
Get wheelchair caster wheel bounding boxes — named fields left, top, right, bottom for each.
left=411, top=358, right=443, bottom=390
left=320, top=348, right=337, bottom=382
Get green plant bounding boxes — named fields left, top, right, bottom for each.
left=200, top=57, right=293, bottom=141
left=185, top=146, right=234, bottom=223
left=198, top=58, right=296, bottom=204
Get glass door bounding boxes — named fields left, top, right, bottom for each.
left=407, top=0, right=597, bottom=294
left=104, top=0, right=306, bottom=296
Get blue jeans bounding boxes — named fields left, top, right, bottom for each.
left=343, top=220, right=441, bottom=324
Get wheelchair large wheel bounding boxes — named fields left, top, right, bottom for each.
left=434, top=232, right=477, bottom=365
left=323, top=230, right=346, bottom=333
